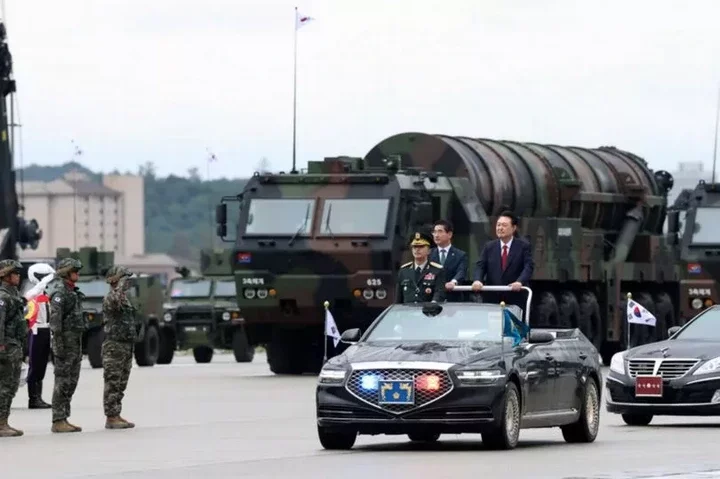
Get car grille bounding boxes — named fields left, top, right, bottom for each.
left=627, top=359, right=699, bottom=379
left=345, top=369, right=453, bottom=414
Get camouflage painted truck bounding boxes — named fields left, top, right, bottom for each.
left=666, top=179, right=720, bottom=322
left=157, top=249, right=254, bottom=364
left=56, top=247, right=164, bottom=368
left=214, top=131, right=680, bottom=372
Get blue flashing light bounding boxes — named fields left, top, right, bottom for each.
left=360, top=374, right=379, bottom=391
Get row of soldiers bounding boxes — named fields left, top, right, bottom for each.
left=0, top=258, right=140, bottom=437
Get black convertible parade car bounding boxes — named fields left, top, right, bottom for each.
left=606, top=304, right=720, bottom=425
left=315, top=286, right=602, bottom=450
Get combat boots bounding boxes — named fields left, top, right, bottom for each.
left=105, top=416, right=135, bottom=429
left=28, top=381, right=51, bottom=409
left=0, top=419, right=23, bottom=437
left=51, top=419, right=82, bottom=433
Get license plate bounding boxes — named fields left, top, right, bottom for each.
left=635, top=375, right=663, bottom=397
left=378, top=380, right=414, bottom=404
left=184, top=326, right=197, bottom=332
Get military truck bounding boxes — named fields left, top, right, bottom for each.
left=157, top=249, right=254, bottom=364
left=214, top=131, right=680, bottom=372
left=55, top=247, right=164, bottom=368
left=666, top=180, right=720, bottom=322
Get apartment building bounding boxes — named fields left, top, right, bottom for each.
left=16, top=170, right=145, bottom=259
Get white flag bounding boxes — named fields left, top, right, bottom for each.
left=296, top=11, right=314, bottom=30
left=627, top=298, right=657, bottom=327
left=325, top=308, right=341, bottom=347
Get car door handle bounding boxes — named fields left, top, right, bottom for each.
left=578, top=353, right=588, bottom=360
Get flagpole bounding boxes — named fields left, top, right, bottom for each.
left=291, top=6, right=298, bottom=174
left=323, top=300, right=329, bottom=364
left=626, top=292, right=632, bottom=350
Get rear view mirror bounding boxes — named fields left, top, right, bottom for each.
left=341, top=328, right=362, bottom=344
left=528, top=330, right=554, bottom=344
left=668, top=325, right=681, bottom=337
left=215, top=203, right=227, bottom=225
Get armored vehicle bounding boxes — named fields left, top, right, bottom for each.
left=667, top=180, right=720, bottom=321
left=215, top=131, right=679, bottom=371
left=158, top=249, right=254, bottom=364
left=56, top=247, right=164, bottom=368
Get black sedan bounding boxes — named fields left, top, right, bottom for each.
left=316, top=287, right=602, bottom=450
left=606, top=305, right=720, bottom=425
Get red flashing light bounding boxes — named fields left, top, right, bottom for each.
left=416, top=374, right=441, bottom=391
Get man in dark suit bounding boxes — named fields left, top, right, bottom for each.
left=430, top=220, right=468, bottom=302
left=471, top=211, right=534, bottom=312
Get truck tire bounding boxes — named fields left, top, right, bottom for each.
left=134, top=324, right=159, bottom=367
left=87, top=329, right=105, bottom=369
left=157, top=328, right=175, bottom=365
left=193, top=346, right=213, bottom=363
left=232, top=328, right=254, bottom=363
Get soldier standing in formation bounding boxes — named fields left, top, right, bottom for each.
left=395, top=231, right=446, bottom=303
left=48, top=257, right=85, bottom=433
left=102, top=266, right=137, bottom=429
left=0, top=260, right=27, bottom=437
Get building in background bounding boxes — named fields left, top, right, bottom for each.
left=16, top=170, right=145, bottom=259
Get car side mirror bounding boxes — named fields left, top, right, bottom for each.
left=668, top=326, right=681, bottom=337
left=340, top=328, right=362, bottom=344
left=528, top=330, right=554, bottom=344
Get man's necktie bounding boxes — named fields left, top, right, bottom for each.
left=501, top=245, right=509, bottom=271
left=439, top=249, right=446, bottom=265
left=415, top=266, right=422, bottom=282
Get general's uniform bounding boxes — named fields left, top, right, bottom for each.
left=395, top=232, right=446, bottom=304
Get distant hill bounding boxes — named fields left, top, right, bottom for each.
left=17, top=161, right=249, bottom=258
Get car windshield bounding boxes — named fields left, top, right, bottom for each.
left=363, top=304, right=513, bottom=343
left=690, top=207, right=720, bottom=245
left=674, top=307, right=720, bottom=340
left=170, top=279, right=212, bottom=298
left=213, top=279, right=236, bottom=297
left=244, top=198, right=316, bottom=236
left=76, top=279, right=110, bottom=298
left=319, top=199, right=389, bottom=236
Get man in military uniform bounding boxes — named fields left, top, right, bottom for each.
left=48, top=257, right=85, bottom=433
left=396, top=231, right=446, bottom=303
left=102, top=265, right=137, bottom=429
left=0, top=260, right=27, bottom=437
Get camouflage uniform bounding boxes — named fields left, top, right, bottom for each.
left=0, top=260, right=26, bottom=437
left=49, top=257, right=85, bottom=433
left=102, top=266, right=136, bottom=429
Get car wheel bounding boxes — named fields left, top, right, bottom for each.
left=561, top=377, right=600, bottom=443
left=622, top=413, right=653, bottom=426
left=407, top=432, right=440, bottom=443
left=317, top=426, right=357, bottom=450
left=481, top=382, right=521, bottom=450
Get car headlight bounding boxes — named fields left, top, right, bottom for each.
left=222, top=312, right=230, bottom=321
left=456, top=369, right=503, bottom=384
left=693, top=356, right=720, bottom=376
left=163, top=312, right=173, bottom=322
left=692, top=298, right=704, bottom=309
left=318, top=368, right=346, bottom=385
left=609, top=352, right=626, bottom=375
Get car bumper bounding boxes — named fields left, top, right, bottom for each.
left=316, top=382, right=506, bottom=435
left=605, top=373, right=720, bottom=416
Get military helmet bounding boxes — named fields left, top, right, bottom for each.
left=56, top=257, right=83, bottom=277
left=106, top=265, right=132, bottom=284
left=0, top=259, right=22, bottom=278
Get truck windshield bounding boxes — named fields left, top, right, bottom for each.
left=244, top=199, right=315, bottom=236
left=170, top=279, right=212, bottom=298
left=318, top=199, right=390, bottom=236
left=77, top=279, right=110, bottom=298
left=213, top=279, right=236, bottom=297
left=691, top=207, right=720, bottom=245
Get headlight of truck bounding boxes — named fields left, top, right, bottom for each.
left=609, top=352, right=626, bottom=375
left=222, top=312, right=230, bottom=321
left=163, top=312, right=173, bottom=322
left=693, top=356, right=720, bottom=376
left=318, top=368, right=346, bottom=385
left=455, top=369, right=503, bottom=384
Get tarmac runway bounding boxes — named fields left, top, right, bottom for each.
left=3, top=352, right=720, bottom=479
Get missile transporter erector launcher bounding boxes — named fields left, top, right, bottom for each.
left=157, top=249, right=254, bottom=364
left=56, top=247, right=164, bottom=368
left=215, top=131, right=679, bottom=372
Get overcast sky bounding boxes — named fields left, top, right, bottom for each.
left=3, top=0, right=720, bottom=180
